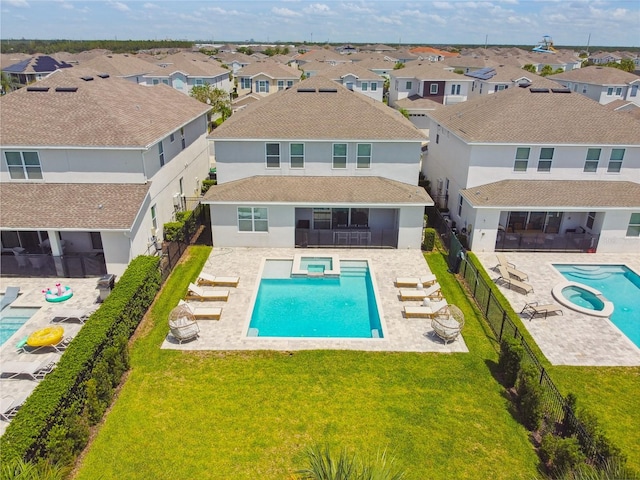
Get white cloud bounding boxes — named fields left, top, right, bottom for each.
left=426, top=14, right=447, bottom=25
left=341, top=2, right=374, bottom=14
left=375, top=15, right=402, bottom=25
left=143, top=2, right=158, bottom=9
left=4, top=0, right=29, bottom=7
left=432, top=2, right=454, bottom=10
left=108, top=1, right=130, bottom=12
left=303, top=3, right=333, bottom=15
left=272, top=6, right=302, bottom=17
left=611, top=7, right=629, bottom=19
left=203, top=6, right=241, bottom=15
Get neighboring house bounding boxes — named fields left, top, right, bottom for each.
left=409, top=46, right=458, bottom=62
left=548, top=66, right=640, bottom=106
left=294, top=49, right=351, bottom=67
left=588, top=52, right=622, bottom=65
left=212, top=51, right=253, bottom=74
left=349, top=55, right=398, bottom=78
left=315, top=63, right=385, bottom=102
left=424, top=86, right=640, bottom=254
left=464, top=64, right=558, bottom=98
left=443, top=55, right=494, bottom=74
left=80, top=53, right=153, bottom=84
left=204, top=76, right=432, bottom=249
left=142, top=52, right=231, bottom=94
left=3, top=55, right=73, bottom=86
left=361, top=44, right=397, bottom=54
left=235, top=61, right=301, bottom=97
left=297, top=60, right=333, bottom=78
left=0, top=68, right=211, bottom=277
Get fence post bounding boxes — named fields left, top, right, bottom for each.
left=498, top=312, right=506, bottom=341
left=539, top=368, right=545, bottom=385
left=485, top=288, right=492, bottom=317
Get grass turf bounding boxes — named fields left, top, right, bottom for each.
left=73, top=246, right=541, bottom=479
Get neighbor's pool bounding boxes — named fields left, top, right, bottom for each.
left=553, top=264, right=640, bottom=347
left=0, top=306, right=40, bottom=346
left=248, top=259, right=383, bottom=338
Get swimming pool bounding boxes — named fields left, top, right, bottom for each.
left=248, top=259, right=383, bottom=338
left=0, top=306, right=40, bottom=346
left=553, top=264, right=640, bottom=347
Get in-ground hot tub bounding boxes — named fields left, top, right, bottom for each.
left=551, top=281, right=614, bottom=318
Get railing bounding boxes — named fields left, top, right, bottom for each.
left=0, top=252, right=107, bottom=278
left=294, top=228, right=398, bottom=248
left=495, top=231, right=599, bottom=252
left=428, top=206, right=604, bottom=465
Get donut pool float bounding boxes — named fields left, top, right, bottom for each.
left=43, top=284, right=73, bottom=302
left=27, top=326, right=64, bottom=347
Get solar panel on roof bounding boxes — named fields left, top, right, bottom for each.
left=464, top=67, right=496, bottom=80
left=33, top=56, right=73, bottom=73
left=26, top=86, right=50, bottom=92
left=3, top=58, right=31, bottom=73
left=529, top=88, right=550, bottom=93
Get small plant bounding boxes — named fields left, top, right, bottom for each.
left=201, top=179, right=216, bottom=194
left=498, top=337, right=524, bottom=388
left=516, top=364, right=544, bottom=431
left=422, top=228, right=436, bottom=251
left=539, top=433, right=586, bottom=476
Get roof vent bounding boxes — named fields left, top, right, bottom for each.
left=318, top=87, right=337, bottom=93
left=529, top=87, right=550, bottom=93
left=55, top=86, right=78, bottom=92
left=81, top=76, right=94, bottom=81
left=97, top=73, right=110, bottom=79
left=26, top=86, right=50, bottom=92
left=551, top=87, right=571, bottom=94
left=519, top=82, right=532, bottom=88
left=297, top=87, right=317, bottom=93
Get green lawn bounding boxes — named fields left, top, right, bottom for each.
left=73, top=246, right=540, bottom=479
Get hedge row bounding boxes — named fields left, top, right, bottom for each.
left=0, top=255, right=161, bottom=465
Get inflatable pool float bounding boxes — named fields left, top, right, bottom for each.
left=27, top=326, right=64, bottom=347
left=43, top=283, right=73, bottom=302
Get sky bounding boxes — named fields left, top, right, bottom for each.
left=1, top=0, right=639, bottom=47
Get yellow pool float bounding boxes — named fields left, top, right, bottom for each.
left=27, top=326, right=64, bottom=347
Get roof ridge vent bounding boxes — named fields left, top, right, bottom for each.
left=26, top=86, right=50, bottom=92
left=55, top=86, right=78, bottom=92
left=81, top=75, right=94, bottom=81
left=318, top=87, right=337, bottom=93
left=551, top=87, right=571, bottom=93
left=297, top=87, right=317, bottom=93
left=97, top=73, right=110, bottom=79
left=529, top=87, right=549, bottom=93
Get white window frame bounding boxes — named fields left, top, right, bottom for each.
left=370, top=82, right=377, bottom=91
left=5, top=151, right=43, bottom=180
left=626, top=213, right=640, bottom=237
left=583, top=148, right=600, bottom=173
left=607, top=87, right=614, bottom=96
left=514, top=147, right=530, bottom=172
left=287, top=80, right=294, bottom=87
left=180, top=127, right=186, bottom=149
left=406, top=81, right=412, bottom=90
left=451, top=84, right=461, bottom=95
left=615, top=87, right=622, bottom=96
left=238, top=207, right=269, bottom=232
left=170, top=133, right=175, bottom=143
left=266, top=143, right=281, bottom=168
left=538, top=148, right=554, bottom=172
left=277, top=80, right=285, bottom=91
left=457, top=194, right=463, bottom=216
left=361, top=82, right=368, bottom=91
left=290, top=143, right=304, bottom=169
left=356, top=144, right=371, bottom=169
left=607, top=148, right=624, bottom=173
left=430, top=83, right=438, bottom=94
left=159, top=140, right=165, bottom=166
left=194, top=78, right=204, bottom=86
left=257, top=80, right=269, bottom=93
left=332, top=143, right=347, bottom=169
left=151, top=205, right=158, bottom=231
left=241, top=78, right=251, bottom=89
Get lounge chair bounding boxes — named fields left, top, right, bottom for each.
left=521, top=302, right=563, bottom=320
left=0, top=393, right=28, bottom=421
left=495, top=254, right=529, bottom=281
left=0, top=355, right=57, bottom=381
left=399, top=283, right=441, bottom=301
left=50, top=305, right=99, bottom=324
left=403, top=299, right=449, bottom=318
left=395, top=273, right=437, bottom=288
left=0, top=286, right=20, bottom=310
left=168, top=303, right=200, bottom=344
left=178, top=299, right=222, bottom=320
left=17, top=326, right=72, bottom=354
left=185, top=283, right=230, bottom=302
left=496, top=264, right=534, bottom=295
left=431, top=305, right=465, bottom=345
left=197, top=273, right=239, bottom=287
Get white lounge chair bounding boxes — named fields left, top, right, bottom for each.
left=496, top=264, right=534, bottom=295
left=495, top=254, right=529, bottom=281
left=0, top=286, right=20, bottom=310
left=50, top=305, right=99, bottom=324
left=403, top=299, right=449, bottom=318
left=399, top=283, right=442, bottom=301
left=521, top=302, right=563, bottom=320
left=0, top=355, right=57, bottom=381
left=0, top=393, right=28, bottom=421
left=395, top=274, right=437, bottom=288
left=178, top=299, right=222, bottom=320
left=185, top=283, right=230, bottom=302
left=197, top=273, right=239, bottom=287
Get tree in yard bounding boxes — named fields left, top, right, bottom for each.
left=393, top=61, right=405, bottom=70
left=190, top=83, right=231, bottom=129
left=522, top=64, right=537, bottom=73
left=539, top=64, right=554, bottom=76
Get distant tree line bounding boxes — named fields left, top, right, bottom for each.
left=0, top=39, right=192, bottom=55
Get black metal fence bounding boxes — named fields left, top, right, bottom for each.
left=495, top=231, right=600, bottom=252
left=428, top=206, right=603, bottom=465
left=0, top=252, right=107, bottom=278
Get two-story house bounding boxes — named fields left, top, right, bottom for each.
left=142, top=52, right=231, bottom=94
left=203, top=76, right=432, bottom=249
left=3, top=55, right=74, bottom=87
left=80, top=53, right=154, bottom=84
left=424, top=86, right=640, bottom=254
left=548, top=66, right=640, bottom=106
left=234, top=61, right=301, bottom=97
left=0, top=68, right=211, bottom=277
left=315, top=63, right=385, bottom=102
left=465, top=64, right=559, bottom=98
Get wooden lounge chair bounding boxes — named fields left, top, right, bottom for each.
left=197, top=273, right=239, bottom=287
left=0, top=393, right=28, bottom=421
left=403, top=299, right=449, bottom=318
left=395, top=273, right=437, bottom=288
left=178, top=300, right=222, bottom=320
left=495, top=254, right=529, bottom=281
left=496, top=264, right=534, bottom=295
left=399, top=283, right=442, bottom=301
left=521, top=302, right=563, bottom=320
left=185, top=283, right=230, bottom=302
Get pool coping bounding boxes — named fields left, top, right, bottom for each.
left=551, top=281, right=614, bottom=318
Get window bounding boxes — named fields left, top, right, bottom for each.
left=241, top=78, right=251, bottom=89
left=257, top=80, right=269, bottom=93
left=436, top=134, right=439, bottom=144
left=538, top=148, right=554, bottom=172
left=277, top=80, right=285, bottom=91
left=586, top=211, right=596, bottom=230
left=266, top=143, right=280, bottom=168
left=179, top=177, right=184, bottom=195
left=495, top=85, right=506, bottom=92
left=356, top=144, right=371, bottom=169
left=371, top=82, right=377, bottom=91
left=607, top=87, right=614, bottom=96
left=180, top=127, right=186, bottom=149
left=430, top=83, right=438, bottom=94
left=631, top=85, right=638, bottom=97
left=290, top=143, right=304, bottom=168
left=5, top=151, right=43, bottom=179
left=152, top=79, right=159, bottom=85
left=90, top=232, right=103, bottom=250
left=287, top=80, right=294, bottom=87
left=151, top=205, right=158, bottom=231
left=514, top=147, right=530, bottom=172
left=615, top=87, right=622, bottom=96
left=583, top=148, right=600, bottom=172
left=582, top=84, right=587, bottom=93
left=238, top=207, right=268, bottom=232
left=194, top=78, right=204, bottom=86
left=162, top=79, right=169, bottom=85
left=313, top=208, right=331, bottom=229
left=457, top=194, right=463, bottom=216
left=170, top=133, right=175, bottom=143
left=159, top=141, right=165, bottom=166
left=626, top=213, right=640, bottom=237
left=361, top=82, right=368, bottom=91
left=607, top=148, right=624, bottom=173
left=450, top=84, right=460, bottom=95
left=405, top=81, right=412, bottom=90
left=333, top=143, right=347, bottom=169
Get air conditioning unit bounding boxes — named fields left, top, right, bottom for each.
left=173, top=193, right=182, bottom=207
left=150, top=227, right=157, bottom=238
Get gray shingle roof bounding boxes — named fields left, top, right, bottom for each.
left=236, top=61, right=300, bottom=79
left=461, top=180, right=640, bottom=208
left=389, top=62, right=469, bottom=81
left=428, top=86, right=640, bottom=144
left=548, top=65, right=640, bottom=85
left=202, top=176, right=433, bottom=205
left=0, top=183, right=151, bottom=230
left=0, top=68, right=211, bottom=148
left=210, top=76, right=426, bottom=141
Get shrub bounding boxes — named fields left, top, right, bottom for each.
left=201, top=179, right=216, bottom=194
left=498, top=336, right=524, bottom=388
left=540, top=433, right=586, bottom=476
left=576, top=409, right=626, bottom=467
left=422, top=228, right=436, bottom=251
left=516, top=364, right=544, bottom=431
left=163, top=222, right=184, bottom=242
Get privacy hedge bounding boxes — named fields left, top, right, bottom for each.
left=0, top=255, right=161, bottom=465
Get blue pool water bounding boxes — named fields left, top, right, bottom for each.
left=249, top=260, right=383, bottom=338
left=300, top=257, right=333, bottom=270
left=0, top=307, right=40, bottom=346
left=554, top=264, right=640, bottom=347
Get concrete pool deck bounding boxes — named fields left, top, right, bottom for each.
left=161, top=248, right=470, bottom=354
